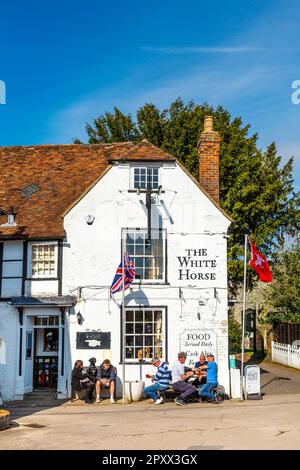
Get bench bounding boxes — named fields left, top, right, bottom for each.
left=159, top=387, right=201, bottom=403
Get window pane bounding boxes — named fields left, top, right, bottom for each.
left=154, top=310, right=162, bottom=321
left=126, top=310, right=134, bottom=321
left=135, top=310, right=143, bottom=322
left=144, top=323, right=153, bottom=334
left=135, top=336, right=143, bottom=347
left=145, top=310, right=153, bottom=322
left=125, top=336, right=134, bottom=346
left=154, top=348, right=163, bottom=359
left=126, top=348, right=134, bottom=359
left=135, top=323, right=143, bottom=334
left=135, top=244, right=144, bottom=256
left=144, top=347, right=153, bottom=359
left=145, top=335, right=153, bottom=346
left=126, top=323, right=134, bottom=334
left=154, top=335, right=163, bottom=346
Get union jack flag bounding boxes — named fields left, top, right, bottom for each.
left=110, top=252, right=135, bottom=295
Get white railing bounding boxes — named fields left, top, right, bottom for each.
left=272, top=341, right=300, bottom=370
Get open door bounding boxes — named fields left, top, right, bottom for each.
left=24, top=316, right=34, bottom=393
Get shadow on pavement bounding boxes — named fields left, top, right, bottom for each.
left=3, top=398, right=70, bottom=423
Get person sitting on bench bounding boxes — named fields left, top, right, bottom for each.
left=171, top=352, right=196, bottom=406
left=96, top=359, right=116, bottom=403
left=198, top=353, right=218, bottom=403
left=144, top=357, right=171, bottom=405
left=71, top=360, right=95, bottom=404
left=192, top=353, right=207, bottom=389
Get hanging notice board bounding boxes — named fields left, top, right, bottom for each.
left=76, top=331, right=111, bottom=349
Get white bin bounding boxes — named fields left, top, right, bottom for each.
left=125, top=380, right=145, bottom=402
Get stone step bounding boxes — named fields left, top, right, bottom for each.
left=25, top=390, right=57, bottom=400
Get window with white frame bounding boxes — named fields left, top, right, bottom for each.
left=124, top=307, right=165, bottom=361
left=30, top=243, right=57, bottom=278
left=133, top=167, right=159, bottom=189
left=125, top=229, right=165, bottom=281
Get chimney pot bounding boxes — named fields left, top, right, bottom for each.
left=203, top=115, right=214, bottom=133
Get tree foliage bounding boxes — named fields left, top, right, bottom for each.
left=75, top=99, right=300, bottom=295
left=264, top=235, right=300, bottom=324
left=228, top=311, right=242, bottom=354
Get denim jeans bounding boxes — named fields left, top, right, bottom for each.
left=144, top=382, right=168, bottom=400
left=199, top=382, right=218, bottom=399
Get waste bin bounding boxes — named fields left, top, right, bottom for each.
left=125, top=380, right=145, bottom=402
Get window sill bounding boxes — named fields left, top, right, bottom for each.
left=119, top=361, right=169, bottom=366
left=26, top=277, right=59, bottom=281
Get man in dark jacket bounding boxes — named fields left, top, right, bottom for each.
left=96, top=359, right=117, bottom=403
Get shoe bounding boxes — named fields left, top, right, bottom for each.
left=174, top=398, right=186, bottom=406
left=85, top=400, right=93, bottom=404
left=208, top=397, right=218, bottom=404
left=153, top=397, right=164, bottom=405
left=96, top=397, right=101, bottom=403
left=110, top=397, right=115, bottom=403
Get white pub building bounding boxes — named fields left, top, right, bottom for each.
left=0, top=116, right=232, bottom=401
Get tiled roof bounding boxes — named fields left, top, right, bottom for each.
left=108, top=139, right=176, bottom=161
left=0, top=140, right=175, bottom=239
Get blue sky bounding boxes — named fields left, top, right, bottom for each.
left=0, top=0, right=299, bottom=190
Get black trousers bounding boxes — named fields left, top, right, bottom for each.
left=81, top=381, right=95, bottom=401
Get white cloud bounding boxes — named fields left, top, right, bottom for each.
left=141, top=46, right=261, bottom=55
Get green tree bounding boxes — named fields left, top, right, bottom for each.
left=75, top=99, right=300, bottom=293
left=228, top=311, right=242, bottom=354
left=265, top=235, right=300, bottom=324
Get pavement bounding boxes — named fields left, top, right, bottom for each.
left=1, top=361, right=300, bottom=450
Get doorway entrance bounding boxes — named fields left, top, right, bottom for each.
left=25, top=315, right=59, bottom=391
left=33, top=316, right=59, bottom=389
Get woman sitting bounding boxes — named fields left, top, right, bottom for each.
left=71, top=359, right=95, bottom=404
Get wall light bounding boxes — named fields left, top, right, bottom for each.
left=76, top=311, right=83, bottom=325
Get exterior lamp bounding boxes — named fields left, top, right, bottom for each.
left=76, top=311, right=83, bottom=325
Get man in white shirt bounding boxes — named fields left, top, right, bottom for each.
left=171, top=352, right=197, bottom=405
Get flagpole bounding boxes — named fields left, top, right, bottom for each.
left=121, top=232, right=126, bottom=405
left=240, top=233, right=248, bottom=401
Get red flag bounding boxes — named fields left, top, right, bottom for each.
left=249, top=239, right=272, bottom=282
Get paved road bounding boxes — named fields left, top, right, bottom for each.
left=1, top=362, right=300, bottom=450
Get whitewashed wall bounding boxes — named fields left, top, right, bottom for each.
left=63, top=162, right=231, bottom=393
left=0, top=160, right=231, bottom=401
left=0, top=303, right=19, bottom=401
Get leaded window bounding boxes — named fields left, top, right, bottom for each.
left=133, top=167, right=159, bottom=189
left=125, top=308, right=165, bottom=361
left=31, top=244, right=56, bottom=278
left=125, top=229, right=165, bottom=281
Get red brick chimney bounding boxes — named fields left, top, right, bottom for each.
left=197, top=116, right=221, bottom=203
